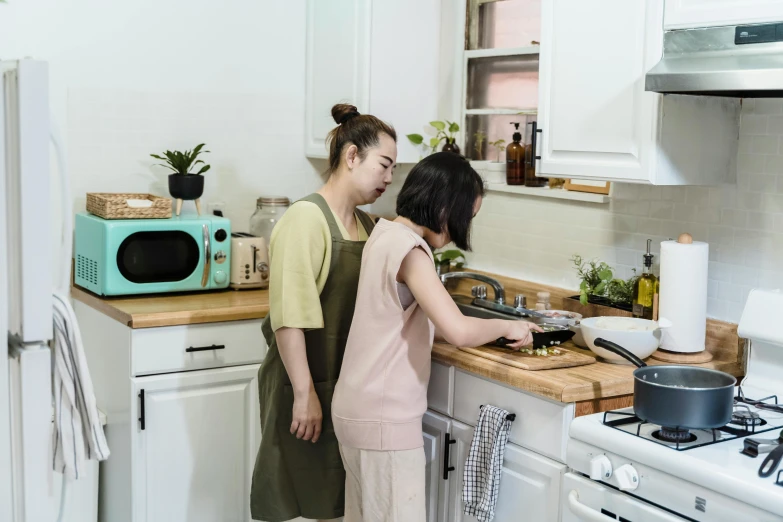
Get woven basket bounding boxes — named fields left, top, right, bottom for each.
left=86, top=193, right=172, bottom=219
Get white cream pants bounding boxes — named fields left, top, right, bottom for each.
left=338, top=444, right=426, bottom=522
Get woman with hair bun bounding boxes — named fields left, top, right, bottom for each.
left=250, top=104, right=397, bottom=522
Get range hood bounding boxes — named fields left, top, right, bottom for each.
left=646, top=22, right=783, bottom=98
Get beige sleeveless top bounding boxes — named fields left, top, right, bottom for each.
left=332, top=219, right=435, bottom=451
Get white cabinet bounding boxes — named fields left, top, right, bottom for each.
left=73, top=302, right=265, bottom=522
left=665, top=0, right=783, bottom=30
left=537, top=0, right=739, bottom=185
left=445, top=420, right=566, bottom=522
left=305, top=0, right=454, bottom=163
left=131, top=366, right=260, bottom=522
left=423, top=410, right=452, bottom=522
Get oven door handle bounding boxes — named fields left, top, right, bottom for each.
left=567, top=490, right=616, bottom=521
left=201, top=224, right=211, bottom=287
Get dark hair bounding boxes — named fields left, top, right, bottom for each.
left=326, top=103, right=397, bottom=175
left=396, top=152, right=485, bottom=251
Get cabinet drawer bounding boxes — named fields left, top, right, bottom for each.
left=453, top=370, right=574, bottom=463
left=131, top=320, right=266, bottom=376
left=427, top=361, right=453, bottom=417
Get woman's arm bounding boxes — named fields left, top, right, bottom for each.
left=400, top=248, right=541, bottom=349
left=276, top=327, right=322, bottom=443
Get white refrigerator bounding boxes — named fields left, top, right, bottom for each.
left=2, top=59, right=99, bottom=522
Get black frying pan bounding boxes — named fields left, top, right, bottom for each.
left=594, top=338, right=736, bottom=430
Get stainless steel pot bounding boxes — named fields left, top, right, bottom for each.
left=594, top=338, right=736, bottom=430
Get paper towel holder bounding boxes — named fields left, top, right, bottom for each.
left=678, top=232, right=693, bottom=244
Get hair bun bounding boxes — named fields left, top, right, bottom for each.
left=331, top=103, right=360, bottom=125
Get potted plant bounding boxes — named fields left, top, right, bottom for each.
left=434, top=248, right=466, bottom=291
left=151, top=144, right=211, bottom=216
left=485, top=138, right=507, bottom=184
left=407, top=120, right=461, bottom=157
left=473, top=130, right=487, bottom=160
left=564, top=254, right=635, bottom=316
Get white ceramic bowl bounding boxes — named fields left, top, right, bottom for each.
left=579, top=316, right=664, bottom=364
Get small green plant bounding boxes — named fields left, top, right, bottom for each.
left=407, top=121, right=460, bottom=155
left=434, top=249, right=466, bottom=268
left=606, top=271, right=638, bottom=306
left=571, top=254, right=613, bottom=305
left=151, top=144, right=211, bottom=175
left=473, top=130, right=487, bottom=160
left=489, top=139, right=506, bottom=162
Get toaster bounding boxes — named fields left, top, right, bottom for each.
left=230, top=232, right=270, bottom=289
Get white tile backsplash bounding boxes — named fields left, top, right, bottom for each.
left=377, top=101, right=783, bottom=324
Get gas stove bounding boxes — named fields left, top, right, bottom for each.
left=564, top=289, right=783, bottom=522
left=602, top=387, right=783, bottom=452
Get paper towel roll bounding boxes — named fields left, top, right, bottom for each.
left=659, top=239, right=709, bottom=353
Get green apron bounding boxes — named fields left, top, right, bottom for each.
left=250, top=193, right=375, bottom=522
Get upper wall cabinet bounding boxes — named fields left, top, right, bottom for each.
left=305, top=0, right=459, bottom=164
left=664, top=0, right=783, bottom=30
left=536, top=0, right=739, bottom=185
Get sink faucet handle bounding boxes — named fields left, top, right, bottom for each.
left=471, top=285, right=488, bottom=300
left=514, top=294, right=527, bottom=308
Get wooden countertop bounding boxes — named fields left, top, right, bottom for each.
left=432, top=342, right=743, bottom=403
left=72, top=270, right=745, bottom=404
left=71, top=285, right=270, bottom=328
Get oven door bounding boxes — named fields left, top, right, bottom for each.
left=106, top=222, right=209, bottom=295
left=562, top=473, right=687, bottom=522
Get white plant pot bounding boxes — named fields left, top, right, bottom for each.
left=485, top=161, right=506, bottom=184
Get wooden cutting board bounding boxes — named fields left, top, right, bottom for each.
left=457, top=345, right=596, bottom=370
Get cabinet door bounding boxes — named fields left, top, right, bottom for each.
left=537, top=0, right=663, bottom=182
left=423, top=410, right=452, bottom=522
left=131, top=365, right=260, bottom=522
left=304, top=0, right=371, bottom=158
left=665, top=0, right=783, bottom=30
left=447, top=421, right=566, bottom=522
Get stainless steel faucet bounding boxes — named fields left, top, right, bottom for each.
left=439, top=272, right=506, bottom=305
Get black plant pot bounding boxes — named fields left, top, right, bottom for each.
left=168, top=174, right=204, bottom=201
left=442, top=139, right=460, bottom=154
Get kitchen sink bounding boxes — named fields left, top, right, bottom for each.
left=451, top=294, right=526, bottom=321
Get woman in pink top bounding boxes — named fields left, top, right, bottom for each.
left=332, top=153, right=540, bottom=521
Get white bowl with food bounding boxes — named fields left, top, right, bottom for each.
left=579, top=316, right=668, bottom=364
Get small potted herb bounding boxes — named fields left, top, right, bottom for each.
left=567, top=254, right=635, bottom=315
left=151, top=144, right=211, bottom=215
left=407, top=121, right=461, bottom=157
left=434, top=248, right=466, bottom=291
left=485, top=138, right=507, bottom=183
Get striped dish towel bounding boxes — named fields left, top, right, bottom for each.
left=51, top=292, right=110, bottom=479
left=462, top=405, right=513, bottom=522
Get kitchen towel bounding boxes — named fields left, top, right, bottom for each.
left=463, top=404, right=514, bottom=522
left=51, top=292, right=110, bottom=479
left=659, top=239, right=709, bottom=353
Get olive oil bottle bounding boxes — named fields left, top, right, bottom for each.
left=633, top=239, right=659, bottom=320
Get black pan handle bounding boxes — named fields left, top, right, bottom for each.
left=759, top=443, right=783, bottom=478
left=593, top=338, right=648, bottom=368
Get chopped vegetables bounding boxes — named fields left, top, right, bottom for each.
left=523, top=347, right=562, bottom=356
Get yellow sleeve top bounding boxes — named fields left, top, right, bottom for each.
left=268, top=200, right=369, bottom=332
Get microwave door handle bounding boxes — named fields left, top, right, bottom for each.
left=201, top=225, right=211, bottom=287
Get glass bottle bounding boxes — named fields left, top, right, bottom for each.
left=632, top=239, right=659, bottom=320
left=506, top=122, right=525, bottom=185
left=524, top=121, right=547, bottom=187
left=249, top=196, right=290, bottom=250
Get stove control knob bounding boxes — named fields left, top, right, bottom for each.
left=615, top=464, right=639, bottom=491
left=589, top=455, right=613, bottom=481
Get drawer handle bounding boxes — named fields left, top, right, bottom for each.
left=567, top=490, right=615, bottom=521
left=185, top=344, right=226, bottom=353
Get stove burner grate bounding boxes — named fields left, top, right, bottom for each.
left=652, top=428, right=698, bottom=444
left=732, top=407, right=766, bottom=428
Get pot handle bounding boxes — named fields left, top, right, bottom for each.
left=594, top=338, right=648, bottom=368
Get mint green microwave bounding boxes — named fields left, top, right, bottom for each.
left=74, top=212, right=231, bottom=296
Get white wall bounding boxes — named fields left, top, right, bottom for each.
left=0, top=0, right=327, bottom=231
left=376, top=100, right=783, bottom=324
